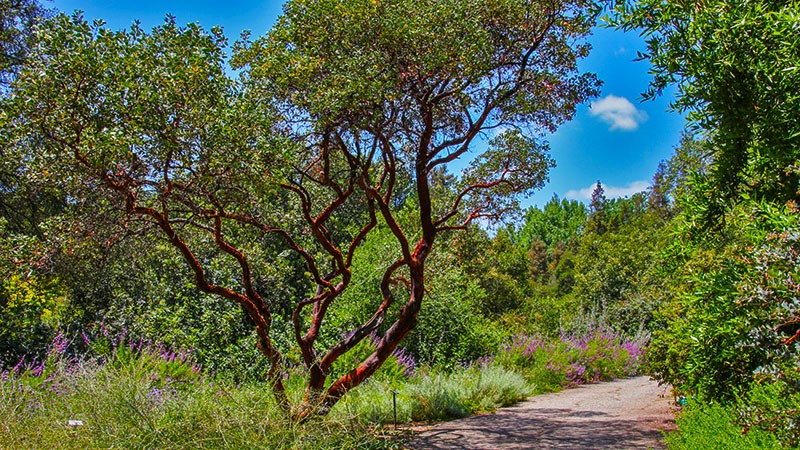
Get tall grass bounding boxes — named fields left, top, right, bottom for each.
left=1, top=327, right=648, bottom=448
left=0, top=336, right=398, bottom=450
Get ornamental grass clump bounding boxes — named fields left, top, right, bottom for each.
left=339, top=362, right=532, bottom=424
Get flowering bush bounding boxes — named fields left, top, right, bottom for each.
left=495, top=329, right=643, bottom=393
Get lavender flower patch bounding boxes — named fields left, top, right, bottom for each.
left=496, top=328, right=645, bottom=392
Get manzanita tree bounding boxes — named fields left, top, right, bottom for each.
left=5, top=0, right=599, bottom=417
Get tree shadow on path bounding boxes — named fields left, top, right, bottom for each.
left=406, top=377, right=674, bottom=449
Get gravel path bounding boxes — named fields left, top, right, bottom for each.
left=406, top=376, right=676, bottom=449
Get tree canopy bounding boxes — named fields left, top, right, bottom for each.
left=0, top=0, right=49, bottom=88
left=614, top=0, right=800, bottom=211
left=3, top=0, right=600, bottom=416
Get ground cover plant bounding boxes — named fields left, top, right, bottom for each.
left=664, top=400, right=780, bottom=450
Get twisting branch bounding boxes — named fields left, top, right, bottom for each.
left=425, top=12, right=558, bottom=170
left=48, top=129, right=291, bottom=409
left=434, top=175, right=512, bottom=229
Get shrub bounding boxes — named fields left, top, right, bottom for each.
left=496, top=330, right=643, bottom=393
left=0, top=274, right=66, bottom=367
left=740, top=378, right=800, bottom=448
left=323, top=225, right=505, bottom=370
left=454, top=363, right=533, bottom=414
left=647, top=201, right=800, bottom=409
left=405, top=371, right=471, bottom=422
left=665, top=400, right=779, bottom=450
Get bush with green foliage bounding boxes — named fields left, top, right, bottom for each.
left=612, top=0, right=800, bottom=443
left=665, top=400, right=780, bottom=450
left=645, top=200, right=800, bottom=446
left=646, top=201, right=798, bottom=400
left=401, top=268, right=504, bottom=369
left=0, top=274, right=66, bottom=366
left=740, top=379, right=800, bottom=448
left=511, top=293, right=581, bottom=337
left=324, top=223, right=505, bottom=370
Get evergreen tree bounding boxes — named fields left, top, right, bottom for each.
left=587, top=181, right=607, bottom=235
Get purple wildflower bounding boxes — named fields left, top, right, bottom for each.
left=391, top=346, right=417, bottom=378
left=12, top=357, right=25, bottom=375
left=81, top=330, right=91, bottom=347
left=475, top=355, right=495, bottom=368
left=51, top=331, right=70, bottom=357
left=147, top=387, right=165, bottom=406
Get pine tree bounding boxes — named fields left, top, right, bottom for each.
left=587, top=181, right=607, bottom=235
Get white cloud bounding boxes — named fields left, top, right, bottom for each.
left=589, top=95, right=648, bottom=131
left=565, top=181, right=650, bottom=201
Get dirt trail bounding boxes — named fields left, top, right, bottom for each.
left=405, top=376, right=676, bottom=449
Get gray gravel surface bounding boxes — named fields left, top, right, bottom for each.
left=405, top=376, right=676, bottom=449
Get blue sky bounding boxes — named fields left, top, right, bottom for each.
left=51, top=0, right=687, bottom=209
